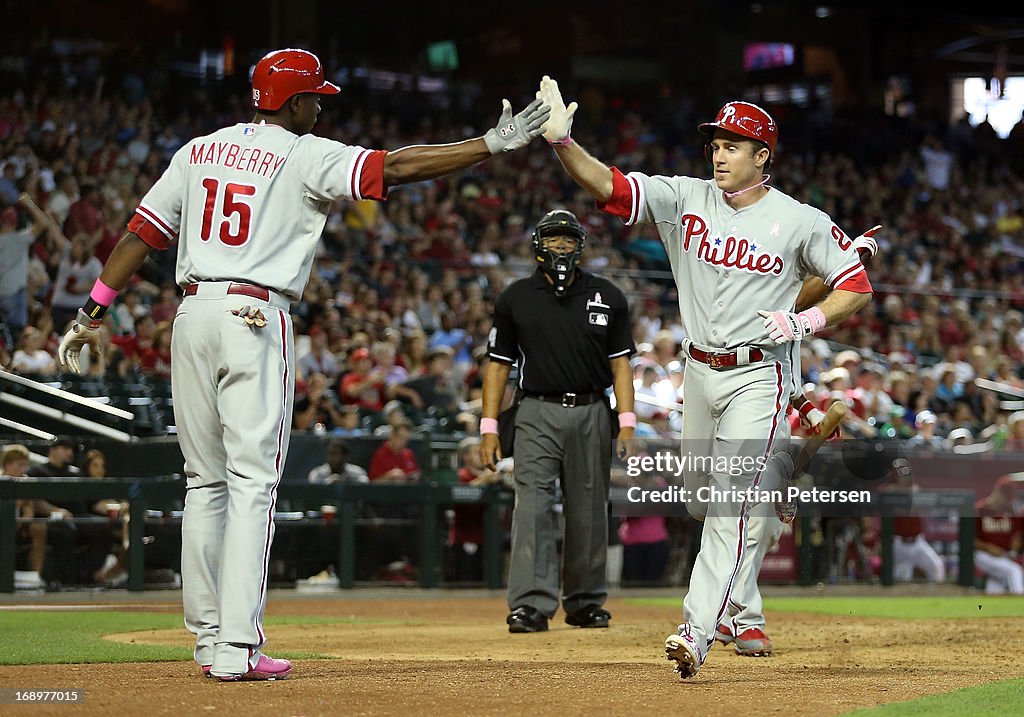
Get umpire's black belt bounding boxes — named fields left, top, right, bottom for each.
left=522, top=391, right=605, bottom=408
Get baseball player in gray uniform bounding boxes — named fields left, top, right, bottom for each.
left=537, top=76, right=873, bottom=678
left=57, top=48, right=550, bottom=682
left=718, top=233, right=880, bottom=658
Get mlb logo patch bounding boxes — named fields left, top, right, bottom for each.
left=589, top=312, right=609, bottom=326
left=243, top=127, right=255, bottom=136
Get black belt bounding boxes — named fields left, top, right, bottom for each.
left=522, top=391, right=605, bottom=407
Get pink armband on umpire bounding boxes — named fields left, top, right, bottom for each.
left=618, top=412, right=637, bottom=429
left=90, top=279, right=119, bottom=307
left=480, top=418, right=499, bottom=435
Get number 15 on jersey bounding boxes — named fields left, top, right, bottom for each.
left=201, top=178, right=257, bottom=247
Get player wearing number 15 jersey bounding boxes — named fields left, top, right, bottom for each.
left=57, top=48, right=550, bottom=682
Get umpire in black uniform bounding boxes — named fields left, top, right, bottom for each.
left=480, top=209, right=636, bottom=633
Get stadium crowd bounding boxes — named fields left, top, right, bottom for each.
left=2, top=44, right=1024, bottom=588
left=2, top=49, right=1024, bottom=449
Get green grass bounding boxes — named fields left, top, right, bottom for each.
left=842, top=679, right=1024, bottom=716
left=0, top=612, right=396, bottom=665
left=625, top=595, right=1024, bottom=620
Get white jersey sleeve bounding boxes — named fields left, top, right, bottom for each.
left=292, top=137, right=387, bottom=202
left=799, top=212, right=867, bottom=290
left=597, top=167, right=702, bottom=227
left=128, top=145, right=188, bottom=249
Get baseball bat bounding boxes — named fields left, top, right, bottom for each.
left=792, top=400, right=847, bottom=475
left=0, top=368, right=134, bottom=420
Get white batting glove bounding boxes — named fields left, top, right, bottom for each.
left=57, top=309, right=102, bottom=375
left=538, top=75, right=578, bottom=144
left=795, top=398, right=828, bottom=433
left=483, top=97, right=551, bottom=155
left=851, top=224, right=881, bottom=259
left=757, top=307, right=826, bottom=344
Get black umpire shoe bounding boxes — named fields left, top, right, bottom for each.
left=565, top=606, right=611, bottom=628
left=507, top=606, right=549, bottom=633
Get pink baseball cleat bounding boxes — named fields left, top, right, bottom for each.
left=213, top=655, right=293, bottom=682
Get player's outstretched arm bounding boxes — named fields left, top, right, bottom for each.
left=382, top=98, right=550, bottom=186
left=539, top=75, right=614, bottom=203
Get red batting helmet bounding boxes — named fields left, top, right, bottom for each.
left=698, top=101, right=778, bottom=154
left=251, top=48, right=340, bottom=111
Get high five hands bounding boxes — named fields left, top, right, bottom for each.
left=484, top=97, right=551, bottom=154
left=537, top=75, right=578, bottom=144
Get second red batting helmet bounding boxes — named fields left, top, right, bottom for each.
left=251, top=48, right=340, bottom=111
left=698, top=101, right=778, bottom=154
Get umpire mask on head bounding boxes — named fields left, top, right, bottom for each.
left=532, top=210, right=587, bottom=297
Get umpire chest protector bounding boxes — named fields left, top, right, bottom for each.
left=488, top=269, right=633, bottom=395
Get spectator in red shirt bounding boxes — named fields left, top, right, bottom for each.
left=63, top=182, right=102, bottom=247
left=340, top=347, right=386, bottom=412
left=139, top=321, right=173, bottom=380
left=367, top=419, right=422, bottom=581
left=111, top=314, right=156, bottom=376
left=368, top=420, right=421, bottom=483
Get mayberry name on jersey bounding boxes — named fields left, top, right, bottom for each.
left=681, top=212, right=784, bottom=276
left=189, top=141, right=287, bottom=178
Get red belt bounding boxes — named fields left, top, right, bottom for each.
left=183, top=282, right=270, bottom=301
left=687, top=344, right=764, bottom=370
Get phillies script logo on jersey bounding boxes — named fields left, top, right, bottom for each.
left=680, top=213, right=784, bottom=276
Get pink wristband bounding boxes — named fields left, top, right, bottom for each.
left=799, top=307, right=826, bottom=334
left=480, top=418, right=499, bottom=435
left=547, top=134, right=574, bottom=147
left=618, top=412, right=637, bottom=429
left=89, top=279, right=119, bottom=307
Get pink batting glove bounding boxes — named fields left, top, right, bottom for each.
left=757, top=307, right=826, bottom=344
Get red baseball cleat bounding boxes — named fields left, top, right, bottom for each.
left=715, top=624, right=734, bottom=645
left=732, top=627, right=773, bottom=657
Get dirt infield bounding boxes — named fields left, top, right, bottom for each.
left=5, top=593, right=1020, bottom=716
